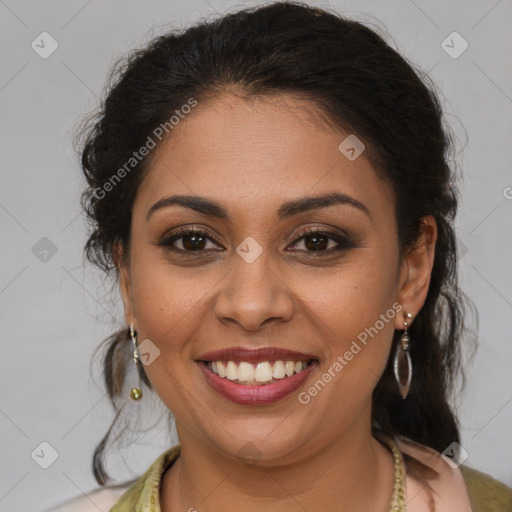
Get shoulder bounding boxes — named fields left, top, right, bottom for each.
left=459, top=464, right=512, bottom=511
left=45, top=445, right=181, bottom=512
left=396, top=435, right=512, bottom=512
left=111, top=445, right=181, bottom=511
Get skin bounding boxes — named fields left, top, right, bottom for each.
left=117, top=93, right=437, bottom=511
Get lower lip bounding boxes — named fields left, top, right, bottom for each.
left=197, top=361, right=317, bottom=405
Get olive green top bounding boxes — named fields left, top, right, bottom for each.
left=109, top=444, right=512, bottom=511
left=460, top=465, right=512, bottom=511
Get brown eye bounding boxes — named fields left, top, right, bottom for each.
left=180, top=232, right=208, bottom=251
left=301, top=233, right=331, bottom=251
left=157, top=228, right=221, bottom=253
left=289, top=229, right=354, bottom=254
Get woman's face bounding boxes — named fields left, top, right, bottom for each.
left=119, top=93, right=432, bottom=464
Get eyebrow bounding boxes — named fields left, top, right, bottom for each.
left=146, top=192, right=371, bottom=222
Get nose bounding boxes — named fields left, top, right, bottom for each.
left=213, top=252, right=295, bottom=332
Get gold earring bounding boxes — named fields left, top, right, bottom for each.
left=393, top=311, right=413, bottom=399
left=129, top=323, right=143, bottom=400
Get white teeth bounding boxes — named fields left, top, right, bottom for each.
left=272, top=360, right=285, bottom=379
left=226, top=361, right=238, bottom=380
left=208, top=359, right=310, bottom=384
left=238, top=362, right=255, bottom=382
left=254, top=362, right=273, bottom=382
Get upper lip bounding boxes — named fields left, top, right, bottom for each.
left=196, top=346, right=317, bottom=363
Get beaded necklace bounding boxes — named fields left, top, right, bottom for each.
left=374, top=431, right=407, bottom=512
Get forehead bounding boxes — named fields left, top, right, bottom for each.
left=134, top=93, right=393, bottom=221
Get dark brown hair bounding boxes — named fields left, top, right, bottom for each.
left=76, top=1, right=476, bottom=485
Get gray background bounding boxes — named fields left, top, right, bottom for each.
left=1, top=0, right=511, bottom=510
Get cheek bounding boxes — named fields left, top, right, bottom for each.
left=303, top=248, right=399, bottom=331
left=301, top=247, right=399, bottom=390
left=127, top=255, right=204, bottom=410
left=127, top=246, right=209, bottom=359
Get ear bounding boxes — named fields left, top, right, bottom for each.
left=113, top=241, right=135, bottom=327
left=395, top=216, right=437, bottom=329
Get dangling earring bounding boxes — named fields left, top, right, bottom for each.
left=129, top=323, right=143, bottom=400
left=393, top=311, right=413, bottom=399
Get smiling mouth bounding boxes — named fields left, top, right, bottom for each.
left=200, top=359, right=316, bottom=385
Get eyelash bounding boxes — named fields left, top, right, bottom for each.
left=155, top=226, right=354, bottom=256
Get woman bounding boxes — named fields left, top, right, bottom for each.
left=59, top=2, right=512, bottom=510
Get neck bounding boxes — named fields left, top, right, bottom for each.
left=161, top=420, right=395, bottom=511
